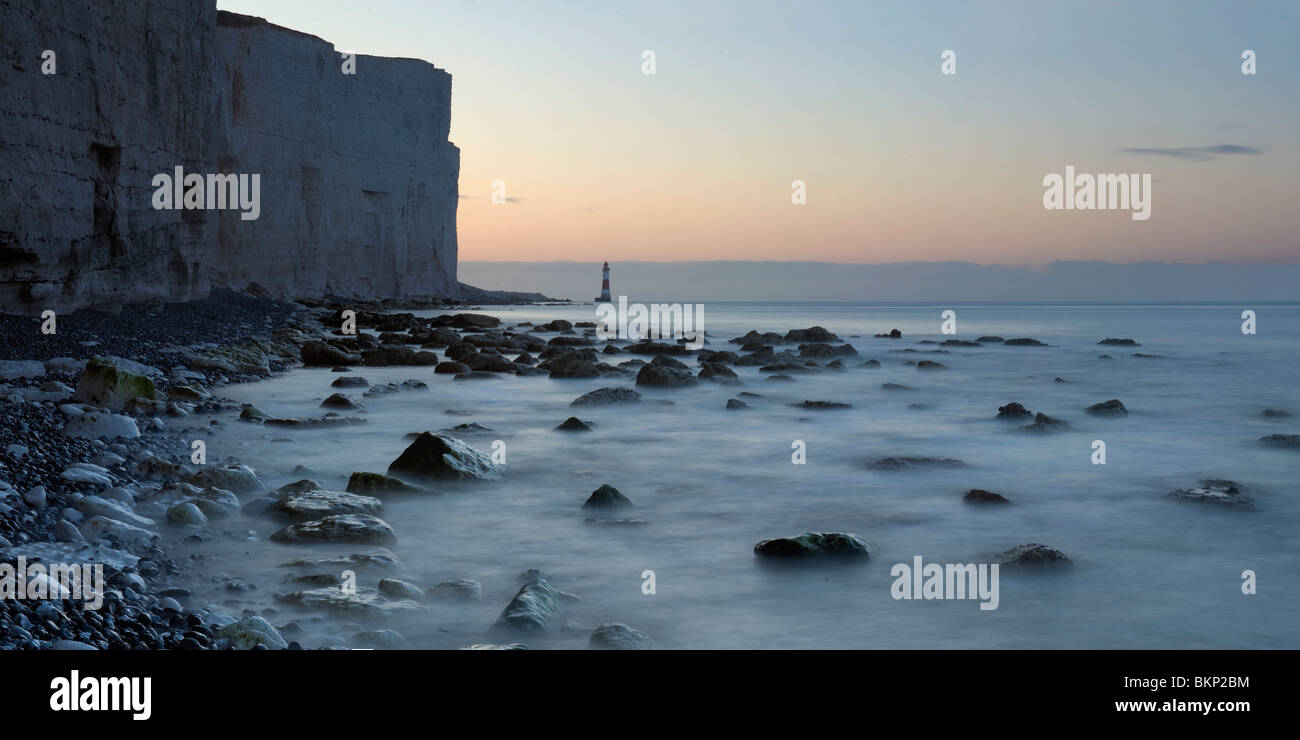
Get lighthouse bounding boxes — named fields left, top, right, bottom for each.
left=595, top=261, right=612, bottom=302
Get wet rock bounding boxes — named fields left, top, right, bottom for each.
left=997, top=543, right=1071, bottom=566
left=546, top=351, right=601, bottom=379
left=916, top=360, right=945, bottom=370
left=387, top=433, right=501, bottom=481
left=1003, top=338, right=1046, bottom=346
left=583, top=484, right=632, bottom=509
left=881, top=383, right=910, bottom=391
left=1131, top=353, right=1162, bottom=359
left=377, top=578, right=424, bottom=601
left=636, top=358, right=698, bottom=388
left=589, top=623, right=654, bottom=650
left=186, top=464, right=264, bottom=494
left=434, top=361, right=469, bottom=374
left=793, top=400, right=851, bottom=409
left=1258, top=434, right=1300, bottom=449
left=63, top=411, right=140, bottom=439
left=352, top=629, right=408, bottom=649
left=874, top=329, right=902, bottom=339
left=940, top=339, right=980, bottom=347
left=167, top=501, right=209, bottom=526
left=860, top=359, right=881, bottom=368
left=0, top=359, right=44, bottom=380
left=280, top=549, right=402, bottom=573
left=753, top=532, right=872, bottom=558
left=321, top=393, right=362, bottom=410
left=73, top=357, right=157, bottom=411
left=1020, top=412, right=1069, bottom=433
left=80, top=516, right=159, bottom=552
left=1098, top=338, right=1140, bottom=346
left=963, top=489, right=1009, bottom=504
left=726, top=398, right=748, bottom=409
left=1167, top=479, right=1256, bottom=511
left=495, top=576, right=562, bottom=632
left=428, top=578, right=482, bottom=601
left=976, top=336, right=1004, bottom=343
left=301, top=341, right=359, bottom=367
left=1261, top=409, right=1292, bottom=418
left=274, top=587, right=423, bottom=618
left=866, top=457, right=965, bottom=471
left=698, top=362, right=739, bottom=383
left=997, top=402, right=1033, bottom=419
left=1085, top=399, right=1127, bottom=416
left=555, top=417, right=592, bottom=432
left=270, top=514, right=398, bottom=545
left=215, top=615, right=287, bottom=650
left=275, top=490, right=384, bottom=520
left=331, top=376, right=369, bottom=388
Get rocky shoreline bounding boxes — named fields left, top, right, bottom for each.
left=1, top=296, right=1290, bottom=650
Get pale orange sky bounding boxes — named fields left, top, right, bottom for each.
left=220, top=0, right=1299, bottom=266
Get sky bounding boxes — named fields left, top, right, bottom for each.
left=217, top=0, right=1300, bottom=267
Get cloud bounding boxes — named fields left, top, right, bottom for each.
left=1121, top=144, right=1264, bottom=161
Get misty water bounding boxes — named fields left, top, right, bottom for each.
left=180, top=303, right=1299, bottom=648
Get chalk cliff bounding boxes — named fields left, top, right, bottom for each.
left=0, top=1, right=459, bottom=314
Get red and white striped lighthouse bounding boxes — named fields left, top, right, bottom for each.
left=595, top=261, right=612, bottom=302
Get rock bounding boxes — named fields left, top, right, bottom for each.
left=1261, top=409, right=1292, bottom=418
left=462, top=643, right=527, bottom=650
left=916, top=360, right=945, bottom=370
left=321, top=392, right=362, bottom=410
left=1020, top=412, right=1069, bottom=433
left=51, top=640, right=98, bottom=651
left=63, top=411, right=140, bottom=439
left=454, top=371, right=501, bottom=380
left=794, top=400, right=851, bottom=409
left=860, top=359, right=881, bottom=367
left=216, top=615, right=288, bottom=649
left=78, top=494, right=154, bottom=528
left=963, top=489, right=1009, bottom=504
left=23, top=485, right=47, bottom=508
left=726, top=398, right=748, bottom=409
left=239, top=405, right=271, bottom=422
left=874, top=329, right=902, bottom=339
left=52, top=519, right=86, bottom=543
left=434, top=361, right=469, bottom=374
left=1258, top=434, right=1300, bottom=449
left=866, top=457, right=965, bottom=471
left=186, top=464, right=264, bottom=494
left=274, top=587, right=424, bottom=618
left=167, top=501, right=209, bottom=526
left=346, top=471, right=431, bottom=497
left=378, top=578, right=425, bottom=600
left=428, top=578, right=482, bottom=601
left=73, top=357, right=158, bottom=410
left=301, top=341, right=360, bottom=367
left=270, top=514, right=398, bottom=545
left=387, top=433, right=501, bottom=481
left=583, top=484, right=632, bottom=508
left=1085, top=399, right=1127, bottom=416
left=547, top=351, right=601, bottom=379
left=1003, top=338, right=1046, bottom=346
left=698, top=362, right=739, bottom=382
left=997, top=543, right=1071, bottom=566
left=636, top=359, right=698, bottom=388
left=331, top=376, right=369, bottom=388
left=784, top=327, right=839, bottom=343
left=352, top=629, right=408, bottom=649
left=61, top=463, right=114, bottom=486
left=976, top=336, right=1004, bottom=343
left=495, top=576, right=562, bottom=632
left=1167, top=479, right=1257, bottom=511
left=80, top=516, right=159, bottom=551
left=279, top=549, right=402, bottom=573
left=555, top=417, right=592, bottom=432
left=997, top=402, right=1033, bottom=419
left=881, top=383, right=910, bottom=391
left=1098, top=338, right=1140, bottom=346
left=753, top=532, right=872, bottom=558
left=275, top=490, right=384, bottom=520
left=589, top=623, right=654, bottom=650
left=571, top=387, right=641, bottom=406
left=0, top=360, right=45, bottom=380
left=5, top=443, right=28, bottom=459
left=940, top=339, right=979, bottom=347
left=1132, top=353, right=1163, bottom=358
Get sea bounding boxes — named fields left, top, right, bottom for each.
left=184, top=302, right=1300, bottom=649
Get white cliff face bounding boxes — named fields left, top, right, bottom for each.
left=0, top=3, right=458, bottom=314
